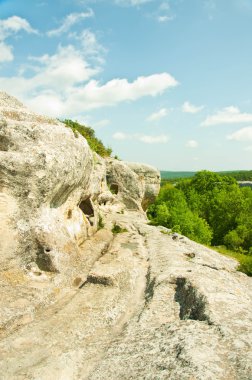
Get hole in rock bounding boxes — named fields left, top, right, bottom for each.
left=67, top=209, right=72, bottom=219
left=35, top=244, right=58, bottom=272
left=0, top=135, right=14, bottom=151
left=87, top=274, right=113, bottom=286
left=79, top=198, right=94, bottom=226
left=109, top=183, right=119, bottom=195
left=174, top=277, right=211, bottom=323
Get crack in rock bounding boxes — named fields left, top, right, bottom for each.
left=174, top=277, right=212, bottom=324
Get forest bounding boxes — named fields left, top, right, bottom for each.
left=148, top=171, right=252, bottom=276
left=161, top=170, right=252, bottom=184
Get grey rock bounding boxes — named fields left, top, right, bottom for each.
left=105, top=158, right=160, bottom=211
left=0, top=92, right=251, bottom=380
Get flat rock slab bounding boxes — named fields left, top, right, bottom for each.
left=0, top=211, right=251, bottom=380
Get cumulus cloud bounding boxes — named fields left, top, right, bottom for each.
left=147, top=107, right=168, bottom=122
left=182, top=101, right=204, bottom=114
left=201, top=106, right=252, bottom=126
left=70, top=29, right=106, bottom=63
left=0, top=16, right=37, bottom=63
left=112, top=132, right=169, bottom=143
left=185, top=140, right=199, bottom=148
left=227, top=127, right=252, bottom=141
left=47, top=10, right=94, bottom=37
left=0, top=16, right=37, bottom=36
left=0, top=40, right=178, bottom=118
left=113, top=132, right=128, bottom=140
left=27, top=45, right=99, bottom=90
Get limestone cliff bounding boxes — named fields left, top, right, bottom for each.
left=0, top=92, right=251, bottom=380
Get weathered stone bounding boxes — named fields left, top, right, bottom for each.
left=125, top=161, right=160, bottom=210
left=0, top=92, right=251, bottom=380
left=105, top=158, right=160, bottom=211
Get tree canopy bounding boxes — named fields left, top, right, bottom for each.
left=148, top=171, right=252, bottom=275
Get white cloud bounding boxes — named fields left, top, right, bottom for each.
left=182, top=101, right=204, bottom=114
left=78, top=30, right=103, bottom=54
left=227, top=127, right=252, bottom=141
left=71, top=115, right=110, bottom=128
left=139, top=134, right=169, bottom=143
left=63, top=72, right=178, bottom=114
left=47, top=10, right=94, bottom=37
left=156, top=1, right=175, bottom=23
left=113, top=132, right=128, bottom=140
left=0, top=16, right=37, bottom=63
left=112, top=132, right=169, bottom=143
left=93, top=119, right=110, bottom=128
left=185, top=140, right=199, bottom=148
left=158, top=15, right=174, bottom=22
left=0, top=16, right=37, bottom=37
left=27, top=45, right=99, bottom=90
left=0, top=42, right=13, bottom=62
left=70, top=29, right=106, bottom=63
left=202, top=106, right=252, bottom=126
left=115, top=0, right=153, bottom=6
left=147, top=107, right=168, bottom=122
left=0, top=31, right=177, bottom=118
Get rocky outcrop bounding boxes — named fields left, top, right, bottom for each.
left=0, top=91, right=160, bottom=333
left=106, top=158, right=160, bottom=211
left=0, top=92, right=251, bottom=380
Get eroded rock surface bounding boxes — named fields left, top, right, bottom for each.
left=106, top=158, right=160, bottom=211
left=0, top=92, right=251, bottom=380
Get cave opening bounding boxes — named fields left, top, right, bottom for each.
left=79, top=198, right=95, bottom=226
left=109, top=183, right=119, bottom=195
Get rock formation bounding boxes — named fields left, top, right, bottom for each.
left=0, top=92, right=251, bottom=380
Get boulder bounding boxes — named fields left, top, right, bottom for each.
left=0, top=92, right=94, bottom=275
left=105, top=158, right=160, bottom=211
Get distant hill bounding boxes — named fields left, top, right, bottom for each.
left=161, top=171, right=196, bottom=179
left=161, top=170, right=252, bottom=181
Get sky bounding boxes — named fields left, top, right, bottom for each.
left=0, top=0, right=252, bottom=171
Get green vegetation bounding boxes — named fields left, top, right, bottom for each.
left=98, top=214, right=104, bottom=230
left=112, top=223, right=127, bottom=234
left=148, top=170, right=252, bottom=276
left=161, top=170, right=252, bottom=186
left=64, top=119, right=112, bottom=157
left=210, top=246, right=252, bottom=277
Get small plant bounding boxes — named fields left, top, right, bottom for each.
left=112, top=223, right=127, bottom=234
left=98, top=214, right=104, bottom=230
left=160, top=230, right=171, bottom=235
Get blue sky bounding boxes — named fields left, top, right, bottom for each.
left=0, top=0, right=252, bottom=170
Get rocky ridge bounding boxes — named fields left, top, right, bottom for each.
left=0, top=92, right=251, bottom=380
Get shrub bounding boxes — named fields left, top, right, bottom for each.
left=112, top=223, right=127, bottom=234
left=64, top=119, right=112, bottom=157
